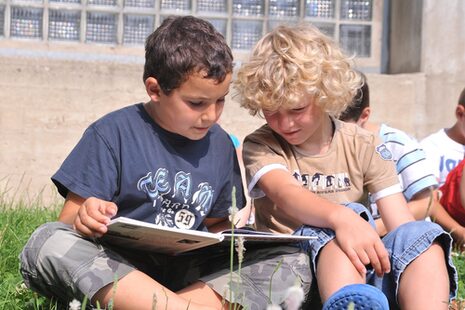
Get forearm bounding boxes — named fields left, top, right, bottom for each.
left=58, top=192, right=85, bottom=224
left=376, top=193, right=414, bottom=232
left=430, top=199, right=463, bottom=233
left=261, top=175, right=349, bottom=229
left=406, top=188, right=434, bottom=220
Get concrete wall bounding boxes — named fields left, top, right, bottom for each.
left=1, top=0, right=464, bottom=203
left=388, top=0, right=423, bottom=74
left=420, top=0, right=465, bottom=138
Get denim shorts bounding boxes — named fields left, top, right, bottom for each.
left=294, top=203, right=458, bottom=309
left=20, top=222, right=312, bottom=310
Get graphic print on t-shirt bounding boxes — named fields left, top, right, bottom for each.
left=137, top=169, right=214, bottom=228
left=293, top=170, right=351, bottom=194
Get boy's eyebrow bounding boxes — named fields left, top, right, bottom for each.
left=186, top=90, right=230, bottom=101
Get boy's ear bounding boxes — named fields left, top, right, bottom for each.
left=456, top=104, right=465, bottom=119
left=145, top=77, right=162, bottom=101
left=357, top=107, right=371, bottom=127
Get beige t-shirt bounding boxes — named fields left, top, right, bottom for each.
left=243, top=118, right=401, bottom=234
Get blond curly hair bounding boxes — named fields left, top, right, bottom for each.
left=234, top=22, right=361, bottom=117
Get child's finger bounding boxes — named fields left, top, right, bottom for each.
left=74, top=214, right=100, bottom=237
left=374, top=241, right=391, bottom=274
left=78, top=201, right=108, bottom=234
left=366, top=246, right=383, bottom=277
left=345, top=247, right=367, bottom=275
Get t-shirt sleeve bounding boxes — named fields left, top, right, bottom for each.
left=420, top=136, right=440, bottom=181
left=396, top=142, right=438, bottom=201
left=362, top=137, right=402, bottom=202
left=243, top=131, right=289, bottom=199
left=51, top=125, right=119, bottom=201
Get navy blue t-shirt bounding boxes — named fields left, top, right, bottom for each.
left=52, top=103, right=245, bottom=231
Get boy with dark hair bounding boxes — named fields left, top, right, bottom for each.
left=421, top=87, right=465, bottom=186
left=235, top=23, right=456, bottom=309
left=421, top=87, right=465, bottom=246
left=19, top=16, right=311, bottom=310
left=340, top=73, right=438, bottom=236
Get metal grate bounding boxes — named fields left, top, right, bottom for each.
left=0, top=0, right=377, bottom=61
left=340, top=0, right=372, bottom=20
left=49, top=10, right=80, bottom=41
left=197, top=0, right=227, bottom=13
left=339, top=24, right=371, bottom=56
left=88, top=0, right=117, bottom=6
left=86, top=12, right=117, bottom=43
left=124, top=0, right=155, bottom=8
left=161, top=0, right=190, bottom=11
left=123, top=14, right=154, bottom=45
left=205, top=18, right=227, bottom=38
left=305, top=0, right=335, bottom=18
left=269, top=0, right=299, bottom=18
left=233, top=0, right=264, bottom=16
left=0, top=6, right=4, bottom=36
left=49, top=0, right=81, bottom=4
left=10, top=7, right=43, bottom=38
left=232, top=19, right=263, bottom=49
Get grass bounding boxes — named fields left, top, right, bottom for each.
left=1, top=198, right=464, bottom=310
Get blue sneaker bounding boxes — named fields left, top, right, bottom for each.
left=322, top=284, right=389, bottom=310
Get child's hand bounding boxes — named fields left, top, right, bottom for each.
left=333, top=208, right=391, bottom=277
left=74, top=197, right=117, bottom=238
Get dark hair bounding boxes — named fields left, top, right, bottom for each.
left=143, top=15, right=233, bottom=95
left=339, top=72, right=370, bottom=122
left=459, top=87, right=465, bottom=107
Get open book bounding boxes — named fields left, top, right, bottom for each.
left=100, top=216, right=315, bottom=255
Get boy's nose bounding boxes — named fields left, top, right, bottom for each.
left=201, top=104, right=220, bottom=123
left=278, top=115, right=295, bottom=131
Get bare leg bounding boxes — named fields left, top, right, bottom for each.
left=92, top=270, right=220, bottom=310
left=397, top=243, right=450, bottom=310
left=317, top=240, right=365, bottom=302
left=178, top=281, right=238, bottom=309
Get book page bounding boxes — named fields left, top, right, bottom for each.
left=101, top=217, right=223, bottom=255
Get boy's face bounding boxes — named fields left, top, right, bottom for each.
left=263, top=97, right=327, bottom=149
left=147, top=72, right=231, bottom=140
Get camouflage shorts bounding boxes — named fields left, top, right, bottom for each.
left=20, top=222, right=312, bottom=309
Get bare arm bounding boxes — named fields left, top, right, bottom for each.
left=58, top=192, right=117, bottom=237
left=430, top=189, right=465, bottom=247
left=407, top=187, right=434, bottom=219
left=375, top=194, right=416, bottom=237
left=258, top=169, right=390, bottom=276
left=376, top=192, right=414, bottom=233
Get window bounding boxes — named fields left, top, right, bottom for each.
left=0, top=0, right=383, bottom=69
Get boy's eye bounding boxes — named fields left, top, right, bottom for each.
left=263, top=110, right=277, bottom=116
left=292, top=107, right=306, bottom=112
left=189, top=101, right=204, bottom=107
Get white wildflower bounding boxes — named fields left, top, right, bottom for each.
left=69, top=299, right=81, bottom=310
left=283, top=286, right=305, bottom=310
left=229, top=206, right=239, bottom=223
left=266, top=304, right=282, bottom=310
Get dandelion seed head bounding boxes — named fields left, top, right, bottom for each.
left=283, top=285, right=305, bottom=310
left=267, top=304, right=282, bottom=310
left=69, top=299, right=81, bottom=310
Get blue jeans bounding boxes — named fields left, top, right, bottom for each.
left=294, top=203, right=457, bottom=309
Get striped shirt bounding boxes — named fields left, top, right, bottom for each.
left=370, top=124, right=438, bottom=218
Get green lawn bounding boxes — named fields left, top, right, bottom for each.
left=1, top=199, right=464, bottom=309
